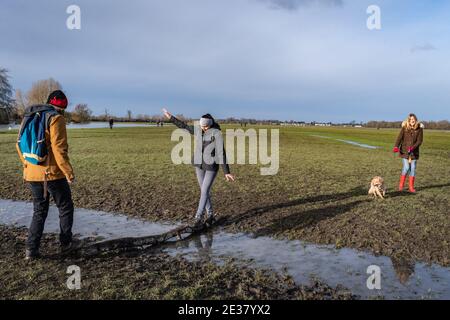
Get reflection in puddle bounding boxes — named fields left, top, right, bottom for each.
left=391, top=256, right=416, bottom=286
left=1, top=199, right=449, bottom=299
left=163, top=232, right=450, bottom=300
left=310, top=135, right=379, bottom=149
left=0, top=199, right=174, bottom=240
left=0, top=124, right=15, bottom=131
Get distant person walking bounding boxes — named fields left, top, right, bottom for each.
left=109, top=118, right=114, bottom=129
left=393, top=113, right=424, bottom=193
left=162, top=108, right=235, bottom=226
left=16, top=90, right=75, bottom=260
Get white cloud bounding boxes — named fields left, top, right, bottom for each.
left=411, top=43, right=437, bottom=53
left=258, top=0, right=343, bottom=11
left=0, top=0, right=449, bottom=121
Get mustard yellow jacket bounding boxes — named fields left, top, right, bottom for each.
left=16, top=114, right=75, bottom=182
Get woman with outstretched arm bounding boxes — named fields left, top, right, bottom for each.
left=162, top=108, right=235, bottom=226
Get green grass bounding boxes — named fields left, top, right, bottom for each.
left=0, top=226, right=353, bottom=300
left=1, top=125, right=449, bottom=266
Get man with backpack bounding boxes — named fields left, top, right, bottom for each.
left=16, top=90, right=75, bottom=260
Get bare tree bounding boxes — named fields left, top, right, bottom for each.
left=0, top=68, right=14, bottom=107
left=0, top=68, right=14, bottom=124
left=135, top=114, right=150, bottom=121
left=150, top=114, right=163, bottom=122
left=71, top=104, right=93, bottom=123
left=13, top=89, right=27, bottom=119
left=63, top=110, right=72, bottom=123
left=10, top=78, right=62, bottom=120
left=27, top=78, right=62, bottom=105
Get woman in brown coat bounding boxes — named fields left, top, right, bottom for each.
left=393, top=113, right=424, bottom=193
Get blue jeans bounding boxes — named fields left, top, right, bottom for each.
left=402, top=158, right=417, bottom=177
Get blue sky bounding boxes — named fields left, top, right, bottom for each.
left=1, top=0, right=449, bottom=122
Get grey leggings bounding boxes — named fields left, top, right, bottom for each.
left=195, top=167, right=218, bottom=218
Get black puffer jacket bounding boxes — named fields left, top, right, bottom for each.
left=170, top=116, right=230, bottom=174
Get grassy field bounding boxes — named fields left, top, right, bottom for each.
left=0, top=226, right=353, bottom=300
left=1, top=125, right=449, bottom=265
left=0, top=125, right=449, bottom=298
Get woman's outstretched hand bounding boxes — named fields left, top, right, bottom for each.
left=162, top=108, right=172, bottom=120
left=225, top=174, right=235, bottom=182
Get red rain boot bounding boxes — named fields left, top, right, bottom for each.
left=399, top=175, right=407, bottom=191
left=409, top=176, right=416, bottom=193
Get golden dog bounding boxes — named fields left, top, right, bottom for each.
left=368, top=176, right=386, bottom=199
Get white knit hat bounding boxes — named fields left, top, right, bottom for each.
left=199, top=117, right=213, bottom=127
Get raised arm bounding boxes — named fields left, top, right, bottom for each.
left=162, top=108, right=194, bottom=134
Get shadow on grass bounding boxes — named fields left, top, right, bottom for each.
left=419, top=182, right=450, bottom=190
left=254, top=199, right=370, bottom=237
left=386, top=191, right=416, bottom=198
left=226, top=186, right=367, bottom=226
left=386, top=182, right=450, bottom=198
left=226, top=182, right=450, bottom=230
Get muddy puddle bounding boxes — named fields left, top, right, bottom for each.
left=0, top=199, right=175, bottom=240
left=1, top=199, right=449, bottom=300
left=310, top=135, right=379, bottom=149
left=163, top=232, right=450, bottom=299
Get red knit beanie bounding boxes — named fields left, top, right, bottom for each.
left=47, top=90, right=68, bottom=109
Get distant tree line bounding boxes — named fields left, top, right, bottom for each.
left=219, top=117, right=282, bottom=125
left=366, top=120, right=450, bottom=130
left=90, top=113, right=166, bottom=123
left=2, top=69, right=449, bottom=129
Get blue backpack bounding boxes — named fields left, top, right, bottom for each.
left=18, top=105, right=59, bottom=165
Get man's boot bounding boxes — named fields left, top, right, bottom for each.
left=25, top=248, right=41, bottom=261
